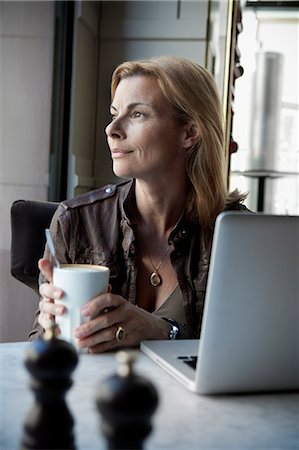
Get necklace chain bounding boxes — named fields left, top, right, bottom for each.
left=136, top=211, right=184, bottom=288
left=146, top=244, right=170, bottom=287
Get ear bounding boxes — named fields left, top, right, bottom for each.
left=182, top=123, right=201, bottom=149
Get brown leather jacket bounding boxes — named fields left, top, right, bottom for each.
left=29, top=179, right=247, bottom=340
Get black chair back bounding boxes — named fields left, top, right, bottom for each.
left=10, top=200, right=58, bottom=293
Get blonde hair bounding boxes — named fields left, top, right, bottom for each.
left=111, top=56, right=242, bottom=229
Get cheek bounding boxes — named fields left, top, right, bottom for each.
left=145, top=122, right=171, bottom=143
left=140, top=135, right=163, bottom=158
left=133, top=126, right=160, bottom=152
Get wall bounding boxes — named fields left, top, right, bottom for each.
left=94, top=0, right=210, bottom=189
left=0, top=1, right=55, bottom=341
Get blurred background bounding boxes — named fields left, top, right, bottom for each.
left=231, top=2, right=298, bottom=214
left=0, top=0, right=298, bottom=342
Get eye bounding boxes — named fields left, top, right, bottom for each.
left=110, top=113, right=117, bottom=121
left=131, top=111, right=144, bottom=118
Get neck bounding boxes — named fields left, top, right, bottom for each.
left=134, top=178, right=187, bottom=237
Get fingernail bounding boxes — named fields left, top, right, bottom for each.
left=53, top=289, right=62, bottom=300
left=56, top=306, right=64, bottom=315
left=74, top=328, right=83, bottom=338
left=81, top=306, right=90, bottom=316
left=75, top=338, right=84, bottom=348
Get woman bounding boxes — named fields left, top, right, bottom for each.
left=31, top=56, right=246, bottom=352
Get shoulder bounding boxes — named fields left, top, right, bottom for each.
left=60, top=179, right=133, bottom=211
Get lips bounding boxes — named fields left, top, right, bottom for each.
left=111, top=148, right=133, bottom=158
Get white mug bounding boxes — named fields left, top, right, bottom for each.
left=53, top=264, right=110, bottom=348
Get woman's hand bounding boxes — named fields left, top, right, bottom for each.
left=37, top=258, right=65, bottom=330
left=74, top=293, right=169, bottom=353
left=38, top=257, right=169, bottom=353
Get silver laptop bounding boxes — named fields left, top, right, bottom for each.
left=141, top=212, right=299, bottom=394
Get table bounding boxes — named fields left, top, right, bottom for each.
left=0, top=342, right=298, bottom=450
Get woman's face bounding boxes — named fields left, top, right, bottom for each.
left=105, top=75, right=191, bottom=181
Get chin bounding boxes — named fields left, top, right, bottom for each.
left=112, top=163, right=134, bottom=179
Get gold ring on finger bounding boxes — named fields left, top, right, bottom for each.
left=115, top=326, right=126, bottom=342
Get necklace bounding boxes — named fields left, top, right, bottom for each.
left=147, top=245, right=170, bottom=287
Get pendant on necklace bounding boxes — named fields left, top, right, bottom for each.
left=150, top=271, right=162, bottom=287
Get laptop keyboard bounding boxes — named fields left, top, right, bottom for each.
left=178, top=355, right=197, bottom=370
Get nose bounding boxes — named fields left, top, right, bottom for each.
left=105, top=118, right=125, bottom=140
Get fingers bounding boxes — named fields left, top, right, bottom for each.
left=80, top=292, right=124, bottom=320
left=77, top=322, right=134, bottom=354
left=75, top=299, right=159, bottom=353
left=39, top=281, right=63, bottom=302
left=76, top=324, right=118, bottom=351
left=38, top=258, right=54, bottom=283
left=88, top=327, right=133, bottom=354
left=39, top=296, right=65, bottom=317
left=38, top=258, right=64, bottom=307
left=75, top=300, right=170, bottom=354
left=74, top=301, right=124, bottom=340
left=38, top=313, right=54, bottom=330
left=37, top=296, right=55, bottom=329
left=38, top=293, right=66, bottom=328
left=38, top=258, right=65, bottom=332
left=74, top=299, right=132, bottom=351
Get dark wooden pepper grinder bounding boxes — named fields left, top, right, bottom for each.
left=21, top=324, right=78, bottom=449
left=96, top=350, right=159, bottom=450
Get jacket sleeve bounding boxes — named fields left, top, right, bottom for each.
left=27, top=205, right=73, bottom=341
left=178, top=322, right=199, bottom=339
